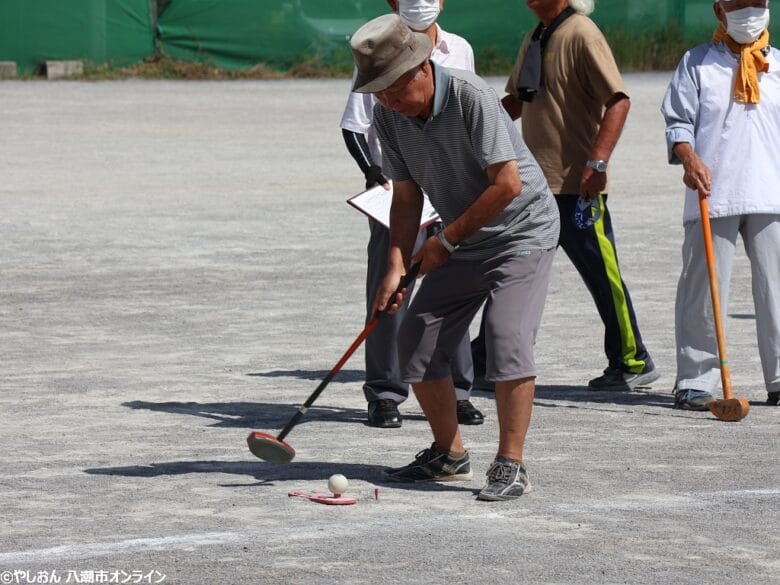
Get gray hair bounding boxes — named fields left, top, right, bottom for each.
left=569, top=0, right=595, bottom=15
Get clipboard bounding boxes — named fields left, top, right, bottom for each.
left=347, top=183, right=440, bottom=229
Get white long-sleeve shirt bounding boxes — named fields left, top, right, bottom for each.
left=661, top=41, right=780, bottom=223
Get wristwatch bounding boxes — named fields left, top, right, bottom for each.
left=586, top=159, right=608, bottom=173
left=436, top=230, right=458, bottom=253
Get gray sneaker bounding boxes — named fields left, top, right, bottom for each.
left=674, top=389, right=715, bottom=411
left=385, top=443, right=473, bottom=483
left=477, top=456, right=532, bottom=501
left=588, top=366, right=661, bottom=390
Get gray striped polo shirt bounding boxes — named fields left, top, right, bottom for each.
left=374, top=62, right=559, bottom=261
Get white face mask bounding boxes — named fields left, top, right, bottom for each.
left=725, top=6, right=770, bottom=44
left=398, top=0, right=440, bottom=32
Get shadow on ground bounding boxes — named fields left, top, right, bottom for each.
left=533, top=384, right=673, bottom=408
left=123, top=379, right=684, bottom=433
left=122, top=399, right=427, bottom=428
left=123, top=400, right=367, bottom=428
left=246, top=369, right=676, bottom=408
left=82, top=460, right=474, bottom=493
left=247, top=369, right=364, bottom=383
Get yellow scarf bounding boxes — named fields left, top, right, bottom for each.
left=712, top=24, right=770, bottom=104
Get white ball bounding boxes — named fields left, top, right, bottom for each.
left=327, top=474, right=349, bottom=495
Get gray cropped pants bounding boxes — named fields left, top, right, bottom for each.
left=364, top=219, right=473, bottom=403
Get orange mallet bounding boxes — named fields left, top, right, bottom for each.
left=698, top=192, right=750, bottom=422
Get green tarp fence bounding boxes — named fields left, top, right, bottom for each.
left=0, top=0, right=155, bottom=74
left=157, top=0, right=378, bottom=70
left=153, top=0, right=719, bottom=70
left=2, top=1, right=780, bottom=75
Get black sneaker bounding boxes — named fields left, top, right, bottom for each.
left=767, top=391, right=779, bottom=406
left=367, top=399, right=402, bottom=428
left=456, top=400, right=485, bottom=425
left=385, top=443, right=473, bottom=482
left=588, top=366, right=661, bottom=390
left=477, top=456, right=531, bottom=501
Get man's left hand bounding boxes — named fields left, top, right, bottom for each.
left=411, top=234, right=452, bottom=275
left=580, top=166, right=607, bottom=200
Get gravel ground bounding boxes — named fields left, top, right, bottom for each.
left=0, top=74, right=777, bottom=585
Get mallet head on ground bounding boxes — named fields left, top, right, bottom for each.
left=709, top=398, right=750, bottom=422
left=246, top=432, right=296, bottom=463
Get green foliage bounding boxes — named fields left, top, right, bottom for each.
left=77, top=53, right=353, bottom=81
left=474, top=45, right=517, bottom=77
left=604, top=25, right=706, bottom=71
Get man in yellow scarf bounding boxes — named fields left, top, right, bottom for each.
left=662, top=0, right=780, bottom=410
left=712, top=1, right=770, bottom=103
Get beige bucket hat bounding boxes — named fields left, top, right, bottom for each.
left=350, top=14, right=433, bottom=93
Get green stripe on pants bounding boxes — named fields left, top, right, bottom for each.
left=592, top=194, right=645, bottom=373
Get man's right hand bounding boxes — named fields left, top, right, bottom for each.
left=364, top=165, right=391, bottom=190
left=681, top=152, right=712, bottom=197
left=371, top=269, right=407, bottom=318
left=674, top=142, right=712, bottom=197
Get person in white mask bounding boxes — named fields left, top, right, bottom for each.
left=721, top=0, right=771, bottom=43
left=662, top=0, right=780, bottom=410
left=397, top=0, right=441, bottom=30
left=339, top=1, right=481, bottom=429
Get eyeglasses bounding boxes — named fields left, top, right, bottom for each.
left=573, top=196, right=602, bottom=230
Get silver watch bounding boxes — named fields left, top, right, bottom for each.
left=586, top=159, right=608, bottom=173
left=436, top=230, right=458, bottom=253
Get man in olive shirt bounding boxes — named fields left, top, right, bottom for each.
left=473, top=0, right=660, bottom=392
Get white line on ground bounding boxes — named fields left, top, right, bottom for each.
left=697, top=489, right=780, bottom=497
left=563, top=488, right=780, bottom=513
left=0, top=532, right=243, bottom=564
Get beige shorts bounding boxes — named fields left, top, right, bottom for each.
left=398, top=248, right=555, bottom=383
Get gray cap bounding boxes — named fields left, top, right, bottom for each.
left=350, top=14, right=433, bottom=93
